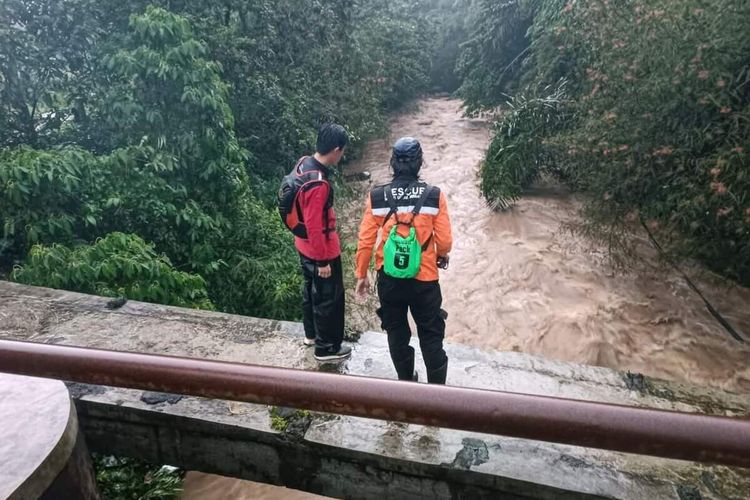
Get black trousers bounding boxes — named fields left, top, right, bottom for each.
left=376, top=272, right=448, bottom=380
left=300, top=254, right=345, bottom=350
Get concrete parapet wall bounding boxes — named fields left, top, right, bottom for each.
left=1, top=281, right=749, bottom=499
left=76, top=397, right=588, bottom=500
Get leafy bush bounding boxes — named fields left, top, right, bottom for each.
left=94, top=454, right=183, bottom=500
left=12, top=233, right=214, bottom=309
left=0, top=147, right=99, bottom=263
left=550, top=0, right=750, bottom=283
left=464, top=0, right=750, bottom=285
left=480, top=80, right=569, bottom=209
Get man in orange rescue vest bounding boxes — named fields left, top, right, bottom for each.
left=354, top=137, right=453, bottom=383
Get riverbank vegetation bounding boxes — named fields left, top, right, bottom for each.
left=4, top=1, right=750, bottom=497
left=459, top=0, right=750, bottom=285
left=1, top=0, right=442, bottom=319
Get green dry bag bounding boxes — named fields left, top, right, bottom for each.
left=383, top=225, right=422, bottom=278
left=381, top=184, right=433, bottom=279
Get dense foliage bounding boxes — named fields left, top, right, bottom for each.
left=1, top=1, right=438, bottom=318
left=460, top=0, right=750, bottom=285
left=479, top=80, right=568, bottom=209
left=456, top=0, right=535, bottom=112
left=13, top=233, right=214, bottom=309
left=94, top=455, right=183, bottom=500
left=5, top=0, right=750, bottom=494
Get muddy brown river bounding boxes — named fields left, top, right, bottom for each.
left=181, top=97, right=750, bottom=498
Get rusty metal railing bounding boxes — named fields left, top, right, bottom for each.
left=0, top=339, right=748, bottom=468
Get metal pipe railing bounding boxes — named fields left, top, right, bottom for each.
left=0, top=339, right=748, bottom=468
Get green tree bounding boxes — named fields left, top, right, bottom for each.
left=0, top=0, right=103, bottom=147
left=456, top=0, right=539, bottom=113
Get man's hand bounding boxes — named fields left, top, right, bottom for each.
left=317, top=264, right=332, bottom=278
left=355, top=277, right=370, bottom=301
left=437, top=254, right=450, bottom=270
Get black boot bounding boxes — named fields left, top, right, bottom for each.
left=427, top=360, right=448, bottom=384
left=393, top=347, right=417, bottom=381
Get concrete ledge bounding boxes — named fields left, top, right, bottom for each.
left=2, top=281, right=750, bottom=499
left=0, top=374, right=78, bottom=499
left=76, top=398, right=591, bottom=500
left=0, top=373, right=98, bottom=500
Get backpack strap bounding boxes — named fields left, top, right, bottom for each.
left=412, top=185, right=433, bottom=217
left=413, top=186, right=434, bottom=251
left=293, top=156, right=329, bottom=231
left=380, top=181, right=416, bottom=227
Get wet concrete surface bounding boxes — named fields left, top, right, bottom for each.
left=1, top=281, right=749, bottom=499
left=0, top=373, right=78, bottom=499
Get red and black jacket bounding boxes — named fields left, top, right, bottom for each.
left=293, top=157, right=340, bottom=264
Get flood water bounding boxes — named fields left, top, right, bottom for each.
left=180, top=97, right=750, bottom=499
left=347, top=97, right=750, bottom=394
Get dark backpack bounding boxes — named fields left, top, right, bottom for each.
left=278, top=157, right=329, bottom=238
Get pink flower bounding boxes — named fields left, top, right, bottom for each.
left=693, top=8, right=705, bottom=15
left=710, top=167, right=721, bottom=177
left=604, top=111, right=617, bottom=121
left=603, top=192, right=612, bottom=201
left=613, top=40, right=626, bottom=49
left=691, top=55, right=702, bottom=64
left=717, top=207, right=732, bottom=217
left=746, top=207, right=750, bottom=218
left=618, top=144, right=630, bottom=151
left=710, top=182, right=728, bottom=195
left=698, top=97, right=710, bottom=105
left=732, top=147, right=745, bottom=154
left=698, top=70, right=710, bottom=80
left=563, top=2, right=573, bottom=13
left=717, top=79, right=726, bottom=88
left=653, top=146, right=674, bottom=157
left=720, top=106, right=732, bottom=114
left=647, top=220, right=660, bottom=231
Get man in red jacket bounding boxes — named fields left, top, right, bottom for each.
left=295, top=124, right=352, bottom=361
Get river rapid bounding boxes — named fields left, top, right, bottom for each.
left=346, top=96, right=750, bottom=394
